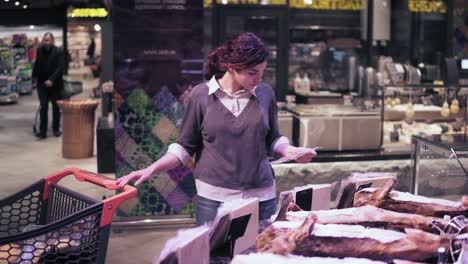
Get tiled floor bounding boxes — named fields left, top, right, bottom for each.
left=0, top=75, right=180, bottom=263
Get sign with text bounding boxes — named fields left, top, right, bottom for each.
left=408, top=0, right=446, bottom=13
left=67, top=8, right=108, bottom=18
left=204, top=0, right=286, bottom=7
left=290, top=0, right=361, bottom=10
left=204, top=0, right=359, bottom=10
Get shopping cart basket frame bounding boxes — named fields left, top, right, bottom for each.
left=0, top=168, right=136, bottom=264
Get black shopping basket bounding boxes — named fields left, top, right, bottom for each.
left=0, top=168, right=137, bottom=264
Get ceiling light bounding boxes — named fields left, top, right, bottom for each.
left=14, top=1, right=20, bottom=6
left=23, top=4, right=28, bottom=9
left=4, top=0, right=10, bottom=2
left=29, top=25, right=34, bottom=29
left=94, top=24, right=101, bottom=32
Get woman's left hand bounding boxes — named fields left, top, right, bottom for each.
left=284, top=146, right=317, bottom=163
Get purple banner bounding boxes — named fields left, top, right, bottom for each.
left=113, top=0, right=202, bottom=216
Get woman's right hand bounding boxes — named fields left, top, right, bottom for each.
left=117, top=168, right=154, bottom=188
left=116, top=152, right=182, bottom=188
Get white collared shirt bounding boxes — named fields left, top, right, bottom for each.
left=167, top=76, right=290, bottom=202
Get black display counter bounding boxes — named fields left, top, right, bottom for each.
left=97, top=116, right=115, bottom=173
left=313, top=149, right=411, bottom=162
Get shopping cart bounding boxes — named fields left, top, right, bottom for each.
left=0, top=168, right=137, bottom=264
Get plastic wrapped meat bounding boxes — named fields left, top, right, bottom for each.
left=353, top=178, right=468, bottom=217
left=232, top=253, right=428, bottom=264
left=274, top=190, right=446, bottom=233
left=257, top=214, right=452, bottom=262
left=284, top=205, right=446, bottom=233
left=231, top=253, right=387, bottom=264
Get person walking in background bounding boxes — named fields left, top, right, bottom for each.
left=117, top=32, right=317, bottom=225
left=32, top=32, right=65, bottom=139
left=86, top=37, right=95, bottom=64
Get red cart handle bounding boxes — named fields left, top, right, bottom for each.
left=44, top=167, right=137, bottom=227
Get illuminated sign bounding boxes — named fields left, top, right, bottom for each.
left=204, top=0, right=286, bottom=7
left=290, top=0, right=361, bottom=10
left=205, top=0, right=445, bottom=13
left=408, top=0, right=446, bottom=13
left=204, top=0, right=360, bottom=10
left=67, top=8, right=109, bottom=18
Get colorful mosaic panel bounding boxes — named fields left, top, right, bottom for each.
left=141, top=106, right=164, bottom=130
left=115, top=151, right=125, bottom=169
left=115, top=87, right=196, bottom=216
left=139, top=134, right=165, bottom=161
left=115, top=160, right=134, bottom=183
left=165, top=187, right=191, bottom=212
left=152, top=115, right=178, bottom=144
left=113, top=0, right=202, bottom=217
left=151, top=87, right=185, bottom=129
left=127, top=88, right=151, bottom=115
left=168, top=166, right=191, bottom=184
left=137, top=183, right=176, bottom=215
left=152, top=172, right=178, bottom=198
left=166, top=101, right=185, bottom=129
left=115, top=128, right=140, bottom=164
left=152, top=86, right=177, bottom=114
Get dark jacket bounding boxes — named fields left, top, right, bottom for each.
left=32, top=45, right=65, bottom=89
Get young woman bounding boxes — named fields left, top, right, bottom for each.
left=117, top=32, right=317, bottom=225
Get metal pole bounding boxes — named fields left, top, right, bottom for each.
left=366, top=0, right=374, bottom=67
left=111, top=216, right=196, bottom=232
left=410, top=137, right=420, bottom=194
left=446, top=0, right=454, bottom=58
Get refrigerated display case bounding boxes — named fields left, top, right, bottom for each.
left=382, top=85, right=468, bottom=154
left=291, top=103, right=382, bottom=151
left=289, top=81, right=468, bottom=154
left=288, top=24, right=362, bottom=94
left=278, top=108, right=293, bottom=141
left=410, top=134, right=468, bottom=201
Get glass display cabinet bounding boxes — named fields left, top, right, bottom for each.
left=382, top=85, right=468, bottom=154
left=410, top=134, right=468, bottom=201
left=288, top=28, right=361, bottom=94
left=290, top=100, right=382, bottom=151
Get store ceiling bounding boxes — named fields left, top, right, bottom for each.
left=0, top=0, right=64, bottom=9
left=0, top=0, right=105, bottom=9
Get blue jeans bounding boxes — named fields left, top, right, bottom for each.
left=195, top=195, right=276, bottom=226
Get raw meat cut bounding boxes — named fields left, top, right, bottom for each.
left=257, top=213, right=452, bottom=262
left=284, top=205, right=446, bottom=233
left=354, top=178, right=468, bottom=217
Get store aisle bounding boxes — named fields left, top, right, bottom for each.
left=0, top=82, right=177, bottom=264
left=0, top=80, right=100, bottom=198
